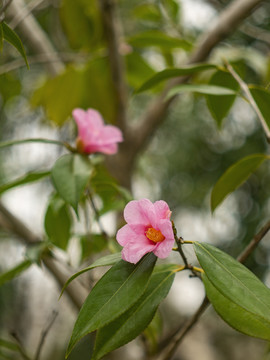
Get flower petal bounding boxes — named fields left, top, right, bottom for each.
left=121, top=239, right=155, bottom=264
left=124, top=199, right=156, bottom=227
left=158, top=219, right=174, bottom=239
left=116, top=224, right=136, bottom=246
left=86, top=109, right=104, bottom=128
left=153, top=237, right=174, bottom=258
left=101, top=126, right=123, bottom=143
left=154, top=200, right=171, bottom=220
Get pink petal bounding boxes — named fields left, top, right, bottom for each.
left=121, top=240, right=155, bottom=264
left=153, top=237, right=174, bottom=258
left=158, top=219, right=174, bottom=239
left=154, top=200, right=171, bottom=220
left=86, top=109, right=104, bottom=128
left=101, top=126, right=123, bottom=143
left=124, top=199, right=157, bottom=227
left=83, top=142, right=118, bottom=155
left=116, top=224, right=135, bottom=246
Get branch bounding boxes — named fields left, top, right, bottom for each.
left=98, top=0, right=128, bottom=132
left=9, top=0, right=46, bottom=29
left=0, top=0, right=13, bottom=20
left=156, top=217, right=270, bottom=360
left=0, top=201, right=88, bottom=309
left=34, top=310, right=58, bottom=360
left=6, top=0, right=64, bottom=76
left=226, top=61, right=270, bottom=143
left=128, top=0, right=264, bottom=159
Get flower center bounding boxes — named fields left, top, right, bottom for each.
left=146, top=227, right=165, bottom=243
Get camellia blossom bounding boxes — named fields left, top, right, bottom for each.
left=72, top=108, right=123, bottom=155
left=116, top=199, right=175, bottom=264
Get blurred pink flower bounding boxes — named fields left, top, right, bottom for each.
left=72, top=108, right=123, bottom=155
left=116, top=199, right=174, bottom=264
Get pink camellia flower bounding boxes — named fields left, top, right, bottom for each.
left=72, top=108, right=123, bottom=155
left=116, top=199, right=175, bottom=264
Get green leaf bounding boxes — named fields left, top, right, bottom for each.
left=80, top=233, right=107, bottom=259
left=44, top=194, right=72, bottom=250
left=2, top=22, right=29, bottom=68
left=136, top=64, right=218, bottom=93
left=0, top=171, right=50, bottom=195
left=203, top=274, right=270, bottom=341
left=206, top=70, right=239, bottom=127
left=32, top=58, right=117, bottom=125
left=92, top=266, right=175, bottom=360
left=60, top=0, right=102, bottom=50
left=211, top=154, right=269, bottom=211
left=0, top=338, right=20, bottom=352
left=125, top=52, right=155, bottom=89
left=0, top=260, right=32, bottom=287
left=128, top=30, right=192, bottom=51
left=66, top=253, right=157, bottom=357
left=51, top=154, right=93, bottom=211
left=194, top=242, right=270, bottom=341
left=249, top=85, right=270, bottom=130
left=166, top=84, right=237, bottom=100
left=60, top=252, right=122, bottom=297
left=0, top=138, right=66, bottom=150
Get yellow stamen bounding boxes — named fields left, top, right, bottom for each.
left=146, top=227, right=165, bottom=243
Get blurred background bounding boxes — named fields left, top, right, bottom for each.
left=0, top=0, right=270, bottom=359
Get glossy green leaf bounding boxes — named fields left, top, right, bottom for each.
left=136, top=64, right=218, bottom=93
left=0, top=171, right=50, bottom=195
left=51, top=154, right=93, bottom=211
left=249, top=85, right=270, bottom=129
left=44, top=194, right=72, bottom=250
left=211, top=154, right=269, bottom=211
left=203, top=274, right=270, bottom=341
left=2, top=22, right=29, bottom=68
left=128, top=31, right=192, bottom=51
left=194, top=242, right=270, bottom=340
left=92, top=266, right=175, bottom=360
left=166, top=84, right=237, bottom=100
left=66, top=253, right=157, bottom=357
left=0, top=260, right=32, bottom=287
left=60, top=252, right=122, bottom=297
left=206, top=70, right=239, bottom=127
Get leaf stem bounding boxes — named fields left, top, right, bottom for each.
left=225, top=61, right=270, bottom=143
left=0, top=138, right=77, bottom=152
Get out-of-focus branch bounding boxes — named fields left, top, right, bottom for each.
left=99, top=0, right=128, bottom=133
left=0, top=0, right=13, bottom=19
left=0, top=201, right=88, bottom=309
left=6, top=0, right=64, bottom=76
left=128, top=0, right=264, bottom=159
left=155, top=218, right=270, bottom=360
left=9, top=0, right=46, bottom=29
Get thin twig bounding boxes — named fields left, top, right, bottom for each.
left=86, top=188, right=109, bottom=241
left=10, top=332, right=31, bottom=360
left=156, top=218, right=270, bottom=360
left=34, top=310, right=58, bottom=360
left=226, top=61, right=270, bottom=143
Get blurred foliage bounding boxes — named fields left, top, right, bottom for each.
left=0, top=0, right=270, bottom=359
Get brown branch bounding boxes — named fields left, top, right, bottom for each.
left=98, top=0, right=128, bottom=132
left=156, top=218, right=270, bottom=360
left=226, top=61, right=270, bottom=143
left=0, top=0, right=13, bottom=20
left=5, top=0, right=64, bottom=76
left=128, top=0, right=264, bottom=159
left=0, top=201, right=88, bottom=309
